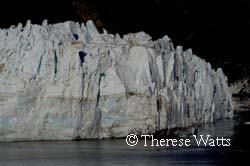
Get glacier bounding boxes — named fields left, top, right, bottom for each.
left=0, top=20, right=233, bottom=141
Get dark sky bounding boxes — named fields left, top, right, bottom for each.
left=0, top=0, right=249, bottom=81
left=0, top=0, right=78, bottom=25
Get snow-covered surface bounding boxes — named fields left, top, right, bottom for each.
left=0, top=20, right=233, bottom=141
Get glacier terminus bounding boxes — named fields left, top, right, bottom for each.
left=0, top=20, right=233, bottom=141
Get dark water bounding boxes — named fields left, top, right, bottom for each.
left=0, top=112, right=250, bottom=166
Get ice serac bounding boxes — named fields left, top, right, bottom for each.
left=0, top=20, right=233, bottom=141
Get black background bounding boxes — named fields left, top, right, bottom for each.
left=0, top=0, right=249, bottom=82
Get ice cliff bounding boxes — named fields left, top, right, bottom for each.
left=0, top=20, right=233, bottom=141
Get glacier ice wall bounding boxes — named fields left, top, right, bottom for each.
left=0, top=20, right=233, bottom=141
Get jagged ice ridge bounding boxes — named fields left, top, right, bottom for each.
left=0, top=20, right=233, bottom=141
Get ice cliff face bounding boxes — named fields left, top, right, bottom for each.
left=0, top=20, right=233, bottom=141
